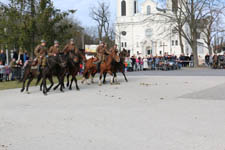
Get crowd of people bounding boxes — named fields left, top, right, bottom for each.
left=0, top=49, right=30, bottom=82
left=123, top=53, right=193, bottom=72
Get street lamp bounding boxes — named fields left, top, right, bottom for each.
left=4, top=27, right=9, bottom=65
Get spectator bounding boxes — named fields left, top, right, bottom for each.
left=13, top=50, right=18, bottom=60
left=131, top=55, right=136, bottom=71
left=9, top=58, right=16, bottom=80
left=143, top=56, right=149, bottom=71
left=23, top=50, right=29, bottom=63
left=136, top=57, right=140, bottom=71
left=5, top=65, right=10, bottom=81
left=0, top=61, right=4, bottom=81
left=0, top=49, right=6, bottom=65
left=205, top=54, right=210, bottom=67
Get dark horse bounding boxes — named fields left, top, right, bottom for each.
left=42, top=54, right=67, bottom=95
left=20, top=60, right=54, bottom=94
left=53, top=49, right=86, bottom=91
left=66, top=49, right=86, bottom=90
left=103, top=49, right=129, bottom=84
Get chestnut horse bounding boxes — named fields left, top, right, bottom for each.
left=81, top=50, right=120, bottom=85
left=98, top=50, right=120, bottom=86
left=103, top=49, right=129, bottom=84
left=81, top=57, right=98, bottom=84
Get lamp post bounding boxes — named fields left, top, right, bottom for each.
left=80, top=27, right=85, bottom=49
left=4, top=27, right=9, bottom=65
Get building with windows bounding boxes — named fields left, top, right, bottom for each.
left=115, top=0, right=208, bottom=57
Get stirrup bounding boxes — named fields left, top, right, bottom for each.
left=93, top=60, right=101, bottom=64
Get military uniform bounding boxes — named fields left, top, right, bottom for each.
left=34, top=44, right=47, bottom=67
left=48, top=45, right=59, bottom=56
left=63, top=44, right=78, bottom=55
left=96, top=45, right=111, bottom=63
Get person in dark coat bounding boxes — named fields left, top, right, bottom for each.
left=0, top=50, right=6, bottom=65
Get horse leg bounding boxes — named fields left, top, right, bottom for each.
left=74, top=76, right=80, bottom=91
left=99, top=72, right=103, bottom=86
left=53, top=76, right=61, bottom=91
left=66, top=74, right=70, bottom=87
left=59, top=75, right=64, bottom=93
left=47, top=77, right=54, bottom=92
left=40, top=80, right=43, bottom=91
left=21, top=79, right=26, bottom=92
left=42, top=77, right=47, bottom=95
left=26, top=77, right=33, bottom=94
left=35, top=74, right=42, bottom=86
left=122, top=71, right=128, bottom=82
left=69, top=77, right=74, bottom=90
left=103, top=72, right=107, bottom=84
left=108, top=71, right=114, bottom=85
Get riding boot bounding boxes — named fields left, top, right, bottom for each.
left=97, top=62, right=101, bottom=72
left=93, top=59, right=101, bottom=64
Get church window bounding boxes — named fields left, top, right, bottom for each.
left=172, top=40, right=174, bottom=46
left=122, top=42, right=124, bottom=47
left=175, top=40, right=178, bottom=46
left=121, top=0, right=126, bottom=16
left=125, top=42, right=127, bottom=47
left=147, top=5, right=151, bottom=15
left=134, top=1, right=137, bottom=14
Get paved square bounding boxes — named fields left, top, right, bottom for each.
left=0, top=68, right=225, bottom=150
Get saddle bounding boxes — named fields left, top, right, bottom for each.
left=31, top=59, right=38, bottom=70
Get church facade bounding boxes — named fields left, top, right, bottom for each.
left=115, top=0, right=208, bottom=57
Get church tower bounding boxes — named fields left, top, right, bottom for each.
left=166, top=0, right=178, bottom=12
left=117, top=0, right=138, bottom=17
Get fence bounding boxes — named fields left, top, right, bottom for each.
left=0, top=66, right=23, bottom=81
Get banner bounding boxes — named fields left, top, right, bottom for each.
left=85, top=45, right=98, bottom=53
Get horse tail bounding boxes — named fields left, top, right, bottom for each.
left=18, top=61, right=32, bottom=83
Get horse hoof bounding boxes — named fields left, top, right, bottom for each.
left=26, top=91, right=30, bottom=94
left=21, top=89, right=24, bottom=93
left=69, top=87, right=72, bottom=90
left=76, top=88, right=80, bottom=91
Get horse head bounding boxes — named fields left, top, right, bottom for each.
left=111, top=50, right=120, bottom=63
left=58, top=53, right=67, bottom=68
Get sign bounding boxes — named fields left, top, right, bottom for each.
left=85, top=45, right=98, bottom=53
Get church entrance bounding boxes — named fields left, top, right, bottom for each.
left=146, top=46, right=152, bottom=55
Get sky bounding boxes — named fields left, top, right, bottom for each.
left=0, top=0, right=117, bottom=27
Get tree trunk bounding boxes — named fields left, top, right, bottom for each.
left=179, top=31, right=184, bottom=54
left=192, top=40, right=199, bottom=67
left=207, top=42, right=213, bottom=55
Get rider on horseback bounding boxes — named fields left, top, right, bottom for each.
left=34, top=40, right=48, bottom=71
left=95, top=41, right=111, bottom=71
left=48, top=40, right=60, bottom=57
left=63, top=38, right=78, bottom=55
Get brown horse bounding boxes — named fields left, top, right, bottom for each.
left=98, top=50, right=120, bottom=86
left=103, top=49, right=129, bottom=84
left=81, top=57, right=98, bottom=84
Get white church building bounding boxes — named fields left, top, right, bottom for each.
left=115, top=0, right=208, bottom=57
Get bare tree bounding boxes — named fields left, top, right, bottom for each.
left=90, top=0, right=110, bottom=42
left=200, top=0, right=225, bottom=55
left=159, top=0, right=225, bottom=67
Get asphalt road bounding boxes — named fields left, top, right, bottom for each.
left=126, top=67, right=225, bottom=76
